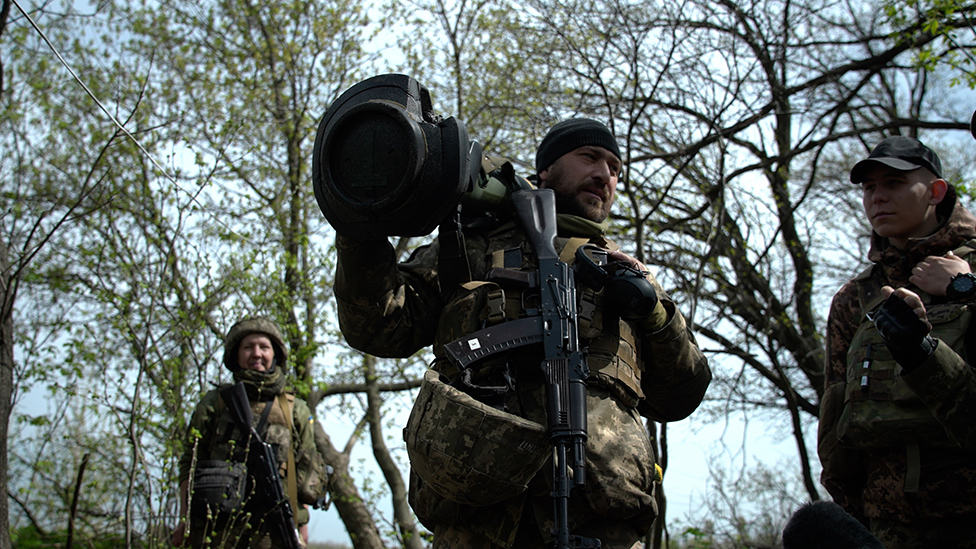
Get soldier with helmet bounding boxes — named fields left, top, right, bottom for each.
left=172, top=317, right=328, bottom=548
left=334, top=118, right=711, bottom=548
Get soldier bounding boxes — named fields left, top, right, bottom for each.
left=818, top=136, right=976, bottom=547
left=172, top=317, right=329, bottom=548
left=334, top=118, right=711, bottom=548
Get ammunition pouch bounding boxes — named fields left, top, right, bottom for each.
left=190, top=460, right=248, bottom=519
left=839, top=251, right=976, bottom=493
left=436, top=234, right=646, bottom=407
left=839, top=256, right=975, bottom=451
left=403, top=370, right=548, bottom=507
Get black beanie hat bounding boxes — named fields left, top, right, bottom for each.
left=535, top=118, right=621, bottom=173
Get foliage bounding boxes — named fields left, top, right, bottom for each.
left=664, top=458, right=808, bottom=548
left=883, top=0, right=976, bottom=87
left=11, top=524, right=126, bottom=549
left=3, top=0, right=976, bottom=547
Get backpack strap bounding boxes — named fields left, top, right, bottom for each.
left=854, top=264, right=886, bottom=316
left=558, top=237, right=590, bottom=264
left=856, top=240, right=976, bottom=313
left=950, top=239, right=976, bottom=258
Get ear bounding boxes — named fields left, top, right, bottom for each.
left=929, top=179, right=948, bottom=205
left=537, top=168, right=550, bottom=188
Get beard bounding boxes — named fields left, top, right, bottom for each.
left=553, top=192, right=608, bottom=222
left=545, top=165, right=612, bottom=223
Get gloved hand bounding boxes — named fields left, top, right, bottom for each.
left=606, top=264, right=660, bottom=323
left=872, top=293, right=937, bottom=372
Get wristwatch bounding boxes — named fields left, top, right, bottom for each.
left=946, top=272, right=976, bottom=300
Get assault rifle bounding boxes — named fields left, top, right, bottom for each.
left=222, top=382, right=302, bottom=549
left=513, top=189, right=600, bottom=549
left=443, top=189, right=600, bottom=547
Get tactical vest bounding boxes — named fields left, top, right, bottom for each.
left=208, top=392, right=296, bottom=464
left=433, top=223, right=644, bottom=408
left=204, top=390, right=306, bottom=523
left=837, top=242, right=976, bottom=491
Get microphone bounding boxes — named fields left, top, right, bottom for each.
left=782, top=501, right=885, bottom=549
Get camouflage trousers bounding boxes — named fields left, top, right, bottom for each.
left=871, top=516, right=976, bottom=548
left=413, top=383, right=659, bottom=548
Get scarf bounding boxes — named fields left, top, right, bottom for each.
left=556, top=214, right=608, bottom=237
left=233, top=365, right=286, bottom=401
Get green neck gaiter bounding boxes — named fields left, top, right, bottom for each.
left=556, top=214, right=608, bottom=237
left=233, top=366, right=286, bottom=401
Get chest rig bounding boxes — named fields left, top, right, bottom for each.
left=435, top=221, right=645, bottom=408
left=838, top=242, right=976, bottom=491
left=208, top=391, right=298, bottom=478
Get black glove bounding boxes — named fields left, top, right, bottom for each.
left=872, top=293, right=938, bottom=372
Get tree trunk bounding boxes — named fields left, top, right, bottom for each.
left=1, top=3, right=14, bottom=545
left=0, top=237, right=13, bottom=549
left=313, top=420, right=384, bottom=549
left=365, top=355, right=422, bottom=549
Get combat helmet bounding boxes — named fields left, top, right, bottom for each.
left=222, top=316, right=288, bottom=372
left=404, top=369, right=549, bottom=506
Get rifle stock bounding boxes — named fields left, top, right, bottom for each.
left=222, top=382, right=303, bottom=549
left=511, top=189, right=600, bottom=549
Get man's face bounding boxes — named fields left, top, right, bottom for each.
left=538, top=145, right=620, bottom=223
left=237, top=333, right=276, bottom=372
left=860, top=166, right=942, bottom=248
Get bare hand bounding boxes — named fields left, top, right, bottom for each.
left=909, top=251, right=971, bottom=296
left=607, top=249, right=647, bottom=273
left=172, top=521, right=187, bottom=547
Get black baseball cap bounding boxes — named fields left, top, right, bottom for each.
left=535, top=118, right=621, bottom=173
left=850, top=136, right=943, bottom=183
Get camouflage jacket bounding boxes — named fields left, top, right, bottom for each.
left=818, top=189, right=976, bottom=524
left=335, top=220, right=710, bottom=421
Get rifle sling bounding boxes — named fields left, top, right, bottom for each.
left=255, top=397, right=274, bottom=435
left=220, top=385, right=300, bottom=516
left=277, top=393, right=300, bottom=518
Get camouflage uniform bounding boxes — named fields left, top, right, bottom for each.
left=178, top=358, right=324, bottom=547
left=818, top=188, right=976, bottom=547
left=336, top=217, right=710, bottom=548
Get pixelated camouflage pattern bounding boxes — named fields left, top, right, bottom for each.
left=819, top=189, right=976, bottom=527
left=337, top=220, right=709, bottom=546
left=870, top=515, right=976, bottom=548
left=405, top=369, right=549, bottom=506
left=410, top=382, right=658, bottom=548
left=336, top=223, right=709, bottom=420
left=431, top=512, right=646, bottom=549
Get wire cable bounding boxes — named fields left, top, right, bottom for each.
left=10, top=0, right=245, bottom=240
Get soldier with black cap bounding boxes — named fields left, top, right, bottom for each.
left=173, top=316, right=329, bottom=548
left=334, top=118, right=710, bottom=548
left=818, top=136, right=976, bottom=547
